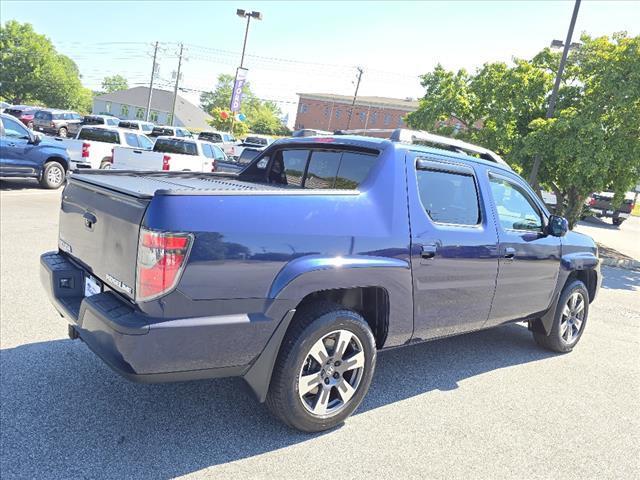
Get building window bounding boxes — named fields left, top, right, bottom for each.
left=370, top=112, right=378, bottom=125
left=150, top=111, right=159, bottom=122
left=383, top=113, right=391, bottom=126
left=336, top=109, right=341, bottom=119
left=121, top=104, right=129, bottom=116
left=167, top=114, right=173, bottom=125
left=300, top=103, right=308, bottom=113
left=136, top=108, right=145, bottom=120
left=105, top=102, right=111, bottom=113
left=397, top=116, right=404, bottom=127
left=359, top=112, right=366, bottom=123
left=323, top=106, right=330, bottom=117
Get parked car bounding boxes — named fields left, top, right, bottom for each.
left=197, top=130, right=238, bottom=156
left=33, top=109, right=83, bottom=138
left=40, top=129, right=600, bottom=432
left=118, top=120, right=155, bottom=135
left=0, top=101, right=11, bottom=113
left=233, top=134, right=275, bottom=159
left=148, top=125, right=193, bottom=139
left=112, top=136, right=239, bottom=173
left=292, top=128, right=332, bottom=137
left=0, top=113, right=71, bottom=188
left=52, top=126, right=154, bottom=169
left=585, top=191, right=636, bottom=226
left=4, top=105, right=38, bottom=129
left=236, top=147, right=262, bottom=166
left=71, top=115, right=121, bottom=135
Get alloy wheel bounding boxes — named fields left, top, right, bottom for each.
left=47, top=166, right=63, bottom=186
left=298, top=329, right=365, bottom=417
left=560, top=291, right=585, bottom=344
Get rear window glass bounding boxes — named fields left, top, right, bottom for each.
left=153, top=138, right=197, bottom=155
left=78, top=128, right=120, bottom=144
left=268, top=149, right=377, bottom=189
left=150, top=127, right=174, bottom=137
left=199, top=132, right=223, bottom=142
left=416, top=169, right=480, bottom=225
left=83, top=116, right=105, bottom=125
left=238, top=148, right=261, bottom=165
left=35, top=111, right=52, bottom=120
left=118, top=121, right=138, bottom=130
left=244, top=136, right=268, bottom=146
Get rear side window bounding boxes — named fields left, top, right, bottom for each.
left=153, top=138, right=197, bottom=155
left=53, top=113, right=63, bottom=120
left=78, top=128, right=120, bottom=144
left=124, top=132, right=140, bottom=148
left=416, top=168, right=480, bottom=225
left=138, top=135, right=153, bottom=150
left=35, top=111, right=52, bottom=121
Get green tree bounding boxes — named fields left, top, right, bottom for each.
left=0, top=20, right=92, bottom=112
left=101, top=74, right=128, bottom=93
left=407, top=33, right=640, bottom=227
left=200, top=73, right=286, bottom=136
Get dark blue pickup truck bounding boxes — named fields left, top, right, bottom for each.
left=41, top=129, right=600, bottom=432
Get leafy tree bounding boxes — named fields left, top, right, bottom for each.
left=200, top=73, right=287, bottom=136
left=407, top=33, right=640, bottom=228
left=101, top=74, right=128, bottom=93
left=0, top=21, right=92, bottom=112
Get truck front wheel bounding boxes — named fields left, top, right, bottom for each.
left=266, top=302, right=376, bottom=432
left=612, top=218, right=624, bottom=226
left=40, top=161, right=66, bottom=189
left=533, top=280, right=589, bottom=353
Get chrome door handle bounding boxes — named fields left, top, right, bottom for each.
left=421, top=244, right=437, bottom=259
left=504, top=247, right=516, bottom=260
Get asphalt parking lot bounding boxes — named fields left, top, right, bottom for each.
left=1, top=180, right=639, bottom=480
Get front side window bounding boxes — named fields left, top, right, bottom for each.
left=489, top=176, right=543, bottom=231
left=2, top=116, right=30, bottom=139
left=124, top=132, right=139, bottom=147
left=138, top=135, right=154, bottom=150
left=212, top=145, right=226, bottom=160
left=416, top=168, right=480, bottom=226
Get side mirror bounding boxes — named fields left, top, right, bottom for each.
left=28, top=133, right=42, bottom=145
left=546, top=215, right=569, bottom=237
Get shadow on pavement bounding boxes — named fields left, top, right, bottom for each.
left=1, top=322, right=549, bottom=479
left=601, top=266, right=640, bottom=291
left=578, top=217, right=618, bottom=230
left=0, top=178, right=47, bottom=191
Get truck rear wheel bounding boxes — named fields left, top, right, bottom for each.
left=533, top=280, right=589, bottom=353
left=266, top=302, right=376, bottom=432
left=613, top=218, right=624, bottom=226
left=40, top=161, right=66, bottom=189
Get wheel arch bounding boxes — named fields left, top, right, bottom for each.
left=44, top=155, right=69, bottom=172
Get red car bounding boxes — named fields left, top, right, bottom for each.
left=4, top=105, right=38, bottom=129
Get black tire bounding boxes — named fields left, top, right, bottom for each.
left=533, top=280, right=589, bottom=353
left=100, top=160, right=112, bottom=169
left=266, top=302, right=376, bottom=432
left=58, top=127, right=68, bottom=138
left=39, top=161, right=66, bottom=189
left=612, top=218, right=624, bottom=226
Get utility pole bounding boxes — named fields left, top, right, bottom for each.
left=529, top=0, right=581, bottom=187
left=145, top=41, right=159, bottom=122
left=346, top=67, right=363, bottom=130
left=170, top=43, right=184, bottom=127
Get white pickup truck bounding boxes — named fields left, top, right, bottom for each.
left=111, top=136, right=242, bottom=173
left=52, top=126, right=154, bottom=169
left=232, top=135, right=275, bottom=160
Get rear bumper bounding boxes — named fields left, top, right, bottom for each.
left=40, top=251, right=275, bottom=383
left=588, top=208, right=630, bottom=219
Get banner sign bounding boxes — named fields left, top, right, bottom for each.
left=230, top=67, right=249, bottom=113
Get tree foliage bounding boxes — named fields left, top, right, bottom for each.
left=407, top=33, right=640, bottom=227
left=0, top=21, right=92, bottom=112
left=101, top=74, right=128, bottom=94
left=200, top=73, right=289, bottom=136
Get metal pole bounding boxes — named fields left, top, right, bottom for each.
left=346, top=67, right=363, bottom=130
left=170, top=43, right=183, bottom=127
left=145, top=41, right=158, bottom=122
left=240, top=15, right=251, bottom=68
left=529, top=0, right=581, bottom=186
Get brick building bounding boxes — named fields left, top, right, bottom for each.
left=294, top=93, right=419, bottom=132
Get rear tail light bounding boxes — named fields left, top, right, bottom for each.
left=51, top=123, right=55, bottom=128
left=136, top=228, right=193, bottom=301
left=162, top=154, right=171, bottom=171
left=211, top=160, right=217, bottom=172
left=81, top=142, right=90, bottom=158
left=588, top=197, right=596, bottom=206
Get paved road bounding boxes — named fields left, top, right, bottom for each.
left=1, top=182, right=639, bottom=479
left=576, top=215, right=640, bottom=260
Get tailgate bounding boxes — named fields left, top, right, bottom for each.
left=58, top=177, right=150, bottom=299
left=112, top=147, right=163, bottom=170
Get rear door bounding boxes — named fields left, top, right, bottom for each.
left=407, top=153, right=500, bottom=340
left=484, top=171, right=561, bottom=326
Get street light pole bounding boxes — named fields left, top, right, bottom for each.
left=240, top=15, right=251, bottom=68
left=346, top=67, right=363, bottom=130
left=529, top=0, right=581, bottom=187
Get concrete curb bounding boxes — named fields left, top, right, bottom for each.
left=599, top=256, right=640, bottom=271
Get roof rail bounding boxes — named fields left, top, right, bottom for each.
left=334, top=128, right=510, bottom=168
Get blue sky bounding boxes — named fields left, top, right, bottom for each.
left=2, top=0, right=639, bottom=123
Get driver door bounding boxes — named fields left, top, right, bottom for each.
left=0, top=115, right=36, bottom=175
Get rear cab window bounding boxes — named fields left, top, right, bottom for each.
left=150, top=127, right=174, bottom=138
left=153, top=138, right=198, bottom=155
left=261, top=148, right=378, bottom=190
left=77, top=128, right=120, bottom=144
